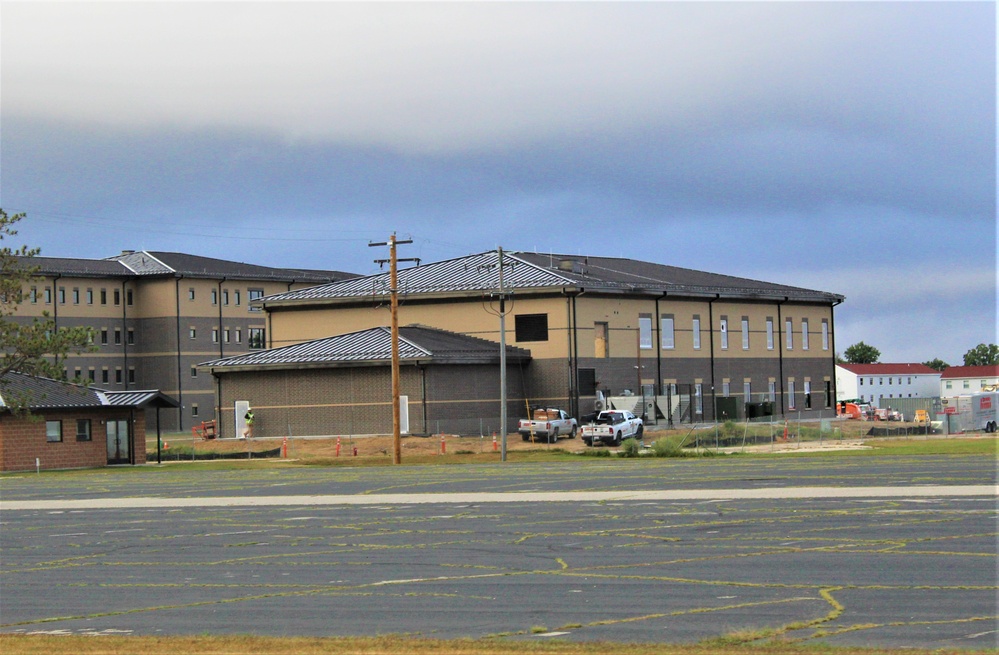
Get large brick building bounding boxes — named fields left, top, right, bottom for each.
left=216, top=250, right=843, bottom=434
left=7, top=251, right=353, bottom=431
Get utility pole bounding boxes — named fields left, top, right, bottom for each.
left=481, top=247, right=516, bottom=461
left=370, top=234, right=417, bottom=464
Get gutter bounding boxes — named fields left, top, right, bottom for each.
left=777, top=296, right=788, bottom=416
left=174, top=275, right=184, bottom=431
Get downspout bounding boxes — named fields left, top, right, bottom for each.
left=51, top=274, right=61, bottom=327
left=830, top=299, right=842, bottom=408
left=121, top=279, right=128, bottom=389
left=175, top=276, right=184, bottom=431
left=655, top=293, right=666, bottom=396
left=566, top=294, right=574, bottom=417
left=214, top=370, right=223, bottom=439
left=777, top=297, right=788, bottom=417
left=708, top=295, right=718, bottom=422
left=421, top=365, right=429, bottom=435
left=217, top=277, right=226, bottom=358
left=570, top=291, right=581, bottom=417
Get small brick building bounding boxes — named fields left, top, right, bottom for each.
left=200, top=325, right=532, bottom=438
left=0, top=372, right=178, bottom=472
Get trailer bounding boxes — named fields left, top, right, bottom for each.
left=970, top=392, right=998, bottom=432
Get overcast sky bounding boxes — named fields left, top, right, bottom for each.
left=1, top=2, right=995, bottom=365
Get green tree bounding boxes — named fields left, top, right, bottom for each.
left=1, top=209, right=95, bottom=413
left=963, top=343, right=999, bottom=366
left=922, top=358, right=950, bottom=372
left=843, top=341, right=880, bottom=364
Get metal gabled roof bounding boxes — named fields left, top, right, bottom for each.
left=108, top=251, right=354, bottom=282
left=199, top=324, right=531, bottom=372
left=261, top=251, right=576, bottom=304
left=102, top=389, right=180, bottom=409
left=260, top=250, right=844, bottom=306
left=0, top=373, right=179, bottom=411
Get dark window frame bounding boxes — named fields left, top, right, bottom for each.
left=514, top=313, right=549, bottom=342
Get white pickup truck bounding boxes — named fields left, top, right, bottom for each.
left=518, top=408, right=578, bottom=443
left=581, top=410, right=644, bottom=447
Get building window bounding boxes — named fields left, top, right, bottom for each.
left=128, top=368, right=135, bottom=384
left=594, top=322, right=608, bottom=358
left=945, top=381, right=952, bottom=389
left=694, top=383, right=703, bottom=415
left=189, top=327, right=197, bottom=340
left=859, top=378, right=864, bottom=386
left=741, top=317, right=750, bottom=350
left=639, top=314, right=653, bottom=349
left=744, top=381, right=751, bottom=404
left=235, top=328, right=242, bottom=343
left=661, top=315, right=675, bottom=350
left=114, top=328, right=121, bottom=345
left=825, top=381, right=832, bottom=408
left=769, top=381, right=776, bottom=403
left=577, top=368, right=597, bottom=396
left=86, top=288, right=93, bottom=305
left=722, top=381, right=730, bottom=397
left=692, top=316, right=701, bottom=350
left=46, top=420, right=62, bottom=443
left=189, top=288, right=196, bottom=301
left=719, top=317, right=728, bottom=350
left=821, top=320, right=829, bottom=351
left=30, top=286, right=38, bottom=303
left=44, top=287, right=52, bottom=304
left=804, top=381, right=812, bottom=409
left=801, top=319, right=809, bottom=350
left=223, top=290, right=230, bottom=306
left=234, top=290, right=241, bottom=306
left=788, top=380, right=796, bottom=409
left=515, top=314, right=548, bottom=342
left=76, top=419, right=92, bottom=441
left=115, top=368, right=123, bottom=384
left=114, top=289, right=121, bottom=305
left=785, top=318, right=793, bottom=350
left=192, top=404, right=199, bottom=417
left=102, top=368, right=109, bottom=384
left=248, top=327, right=266, bottom=349
left=211, top=289, right=218, bottom=305
left=248, top=288, right=264, bottom=311
left=72, top=288, right=80, bottom=304
left=212, top=328, right=219, bottom=343
left=963, top=380, right=970, bottom=389
left=127, top=328, right=135, bottom=345
left=191, top=366, right=198, bottom=378
left=73, top=367, right=81, bottom=380
left=100, top=288, right=107, bottom=305
left=223, top=328, right=230, bottom=343
left=58, top=287, right=66, bottom=304
left=126, top=289, right=133, bottom=305
left=101, top=329, right=108, bottom=345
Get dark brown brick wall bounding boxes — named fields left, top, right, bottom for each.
left=0, top=409, right=146, bottom=471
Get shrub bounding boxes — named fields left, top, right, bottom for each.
left=619, top=438, right=641, bottom=457
left=651, top=437, right=685, bottom=458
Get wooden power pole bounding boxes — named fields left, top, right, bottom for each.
left=370, top=234, right=417, bottom=464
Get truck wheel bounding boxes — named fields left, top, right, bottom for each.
left=583, top=438, right=592, bottom=447
left=614, top=431, right=622, bottom=447
left=549, top=428, right=559, bottom=444
left=522, top=434, right=530, bottom=442
left=570, top=426, right=577, bottom=439
left=636, top=425, right=644, bottom=438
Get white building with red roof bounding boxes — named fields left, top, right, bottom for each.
left=835, top=363, right=941, bottom=404
left=940, top=365, right=999, bottom=396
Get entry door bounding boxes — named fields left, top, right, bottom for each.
left=107, top=419, right=131, bottom=464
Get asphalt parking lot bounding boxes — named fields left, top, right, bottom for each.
left=1, top=457, right=997, bottom=649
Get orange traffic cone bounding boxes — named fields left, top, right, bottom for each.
left=335, top=436, right=341, bottom=457
left=440, top=434, right=446, bottom=455
left=282, top=435, right=288, bottom=458
left=492, top=433, right=498, bottom=451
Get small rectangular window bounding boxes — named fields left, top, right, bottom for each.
left=46, top=420, right=62, bottom=443
left=30, top=286, right=38, bottom=303
left=766, top=318, right=774, bottom=350
left=825, top=381, right=832, bottom=408
left=722, top=381, right=730, bottom=397
left=235, top=328, right=242, bottom=343
left=785, top=318, right=793, bottom=350
left=639, top=314, right=653, bottom=349
left=661, top=315, right=675, bottom=350
left=192, top=404, right=199, bottom=417
left=514, top=314, right=548, bottom=342
left=234, top=290, right=241, bottom=306
left=86, top=288, right=93, bottom=305
left=114, top=328, right=121, bottom=345
left=128, top=368, right=135, bottom=384
left=88, top=368, right=96, bottom=382
left=115, top=368, right=122, bottom=384
left=44, top=287, right=52, bottom=304
left=821, top=320, right=829, bottom=351
left=189, top=327, right=197, bottom=340
left=223, top=290, right=230, bottom=306
left=100, top=288, right=107, bottom=305
left=801, top=319, right=809, bottom=350
left=72, top=288, right=80, bottom=304
left=59, top=287, right=66, bottom=304
left=191, top=366, right=198, bottom=378
left=692, top=316, right=701, bottom=350
left=248, top=288, right=264, bottom=311
left=743, top=381, right=751, bottom=404
left=101, top=329, right=108, bottom=345
left=211, top=289, right=218, bottom=305
left=223, top=329, right=230, bottom=343
left=102, top=368, right=109, bottom=384
left=127, top=328, right=135, bottom=345
left=188, top=288, right=196, bottom=301
left=249, top=327, right=266, bottom=349
left=694, top=383, right=703, bottom=414
left=76, top=419, right=92, bottom=441
left=788, top=380, right=796, bottom=409
left=769, top=381, right=776, bottom=403
left=212, top=328, right=219, bottom=343
left=126, top=290, right=133, bottom=306
left=114, top=289, right=121, bottom=306
left=720, top=317, right=728, bottom=350
left=741, top=317, right=750, bottom=350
